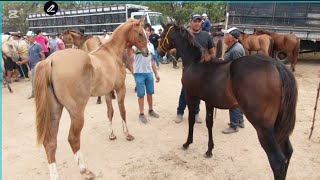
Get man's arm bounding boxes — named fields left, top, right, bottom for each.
left=151, top=56, right=160, bottom=83
left=40, top=52, right=45, bottom=60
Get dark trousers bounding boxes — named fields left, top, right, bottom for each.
left=177, top=86, right=200, bottom=115
left=229, top=108, right=244, bottom=128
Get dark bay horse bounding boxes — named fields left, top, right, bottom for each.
left=254, top=28, right=300, bottom=72
left=34, top=19, right=149, bottom=180
left=158, top=23, right=297, bottom=180
left=239, top=31, right=274, bottom=57
left=62, top=29, right=135, bottom=104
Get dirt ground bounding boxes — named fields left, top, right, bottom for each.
left=2, top=56, right=320, bottom=180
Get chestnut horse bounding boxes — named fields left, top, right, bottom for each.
left=62, top=29, right=135, bottom=104
left=34, top=19, right=149, bottom=180
left=239, top=31, right=274, bottom=57
left=158, top=23, right=297, bottom=180
left=254, top=28, right=300, bottom=72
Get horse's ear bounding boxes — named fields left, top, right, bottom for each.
left=138, top=16, right=145, bottom=25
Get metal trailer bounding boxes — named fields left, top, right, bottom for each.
left=227, top=2, right=320, bottom=60
left=27, top=4, right=164, bottom=35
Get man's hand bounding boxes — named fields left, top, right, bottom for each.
left=16, top=61, right=23, bottom=65
left=155, top=75, right=160, bottom=83
left=200, top=53, right=211, bottom=63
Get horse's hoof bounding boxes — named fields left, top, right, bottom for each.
left=109, top=135, right=117, bottom=140
left=126, top=134, right=135, bottom=141
left=182, top=143, right=189, bottom=150
left=80, top=169, right=95, bottom=180
left=96, top=100, right=102, bottom=104
left=204, top=151, right=213, bottom=158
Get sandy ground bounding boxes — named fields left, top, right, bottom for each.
left=2, top=57, right=320, bottom=180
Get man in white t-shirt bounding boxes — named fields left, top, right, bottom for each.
left=132, top=23, right=160, bottom=124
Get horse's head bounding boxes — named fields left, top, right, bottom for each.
left=62, top=30, right=75, bottom=48
left=157, top=22, right=176, bottom=57
left=127, top=18, right=149, bottom=57
left=2, top=39, right=20, bottom=62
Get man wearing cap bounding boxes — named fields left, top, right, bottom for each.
left=221, top=27, right=246, bottom=134
left=18, top=31, right=45, bottom=99
left=175, top=14, right=216, bottom=124
left=202, top=13, right=211, bottom=33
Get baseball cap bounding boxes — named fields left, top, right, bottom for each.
left=222, top=27, right=240, bottom=39
left=191, top=14, right=202, bottom=21
left=202, top=13, right=208, bottom=17
left=26, top=31, right=36, bottom=37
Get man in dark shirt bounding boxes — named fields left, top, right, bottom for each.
left=175, top=14, right=216, bottom=124
left=149, top=28, right=160, bottom=69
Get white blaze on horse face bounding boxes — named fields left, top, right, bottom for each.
left=74, top=151, right=87, bottom=173
left=48, top=163, right=59, bottom=180
left=143, top=29, right=148, bottom=41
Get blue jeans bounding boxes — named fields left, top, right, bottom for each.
left=153, top=50, right=160, bottom=67
left=229, top=108, right=244, bottom=128
left=177, top=86, right=200, bottom=115
left=31, top=68, right=35, bottom=96
left=134, top=73, right=154, bottom=97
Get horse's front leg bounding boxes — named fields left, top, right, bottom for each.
left=105, top=93, right=116, bottom=140
left=205, top=103, right=214, bottom=158
left=183, top=95, right=198, bottom=149
left=116, top=86, right=134, bottom=141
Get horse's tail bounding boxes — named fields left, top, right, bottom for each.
left=268, top=36, right=274, bottom=58
left=34, top=58, right=53, bottom=145
left=216, top=37, right=223, bottom=58
left=274, top=63, right=298, bottom=143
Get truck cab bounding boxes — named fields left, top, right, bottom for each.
left=131, top=10, right=165, bottom=34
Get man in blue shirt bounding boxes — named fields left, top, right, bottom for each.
left=17, top=31, right=45, bottom=99
left=202, top=13, right=211, bottom=33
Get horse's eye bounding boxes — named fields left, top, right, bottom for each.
left=138, top=33, right=143, bottom=37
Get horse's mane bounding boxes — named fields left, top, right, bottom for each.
left=256, top=29, right=272, bottom=35
left=171, top=24, right=205, bottom=54
left=64, top=29, right=93, bottom=39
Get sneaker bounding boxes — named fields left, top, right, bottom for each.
left=175, top=114, right=183, bottom=123
left=28, top=95, right=34, bottom=99
left=239, top=121, right=245, bottom=128
left=149, top=110, right=160, bottom=118
left=222, top=127, right=239, bottom=134
left=228, top=122, right=245, bottom=128
left=139, top=114, right=148, bottom=124
left=195, top=114, right=202, bottom=124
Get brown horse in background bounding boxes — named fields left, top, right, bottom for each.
left=159, top=23, right=297, bottom=180
left=62, top=29, right=135, bottom=104
left=212, top=32, right=226, bottom=58
left=34, top=18, right=149, bottom=180
left=239, top=31, right=274, bottom=57
left=254, top=28, right=300, bottom=72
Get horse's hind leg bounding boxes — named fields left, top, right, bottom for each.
left=205, top=103, right=214, bottom=158
left=280, top=138, right=293, bottom=179
left=104, top=93, right=117, bottom=140
left=43, top=88, right=63, bottom=180
left=257, top=128, right=287, bottom=180
left=67, top=108, right=95, bottom=180
left=116, top=87, right=134, bottom=141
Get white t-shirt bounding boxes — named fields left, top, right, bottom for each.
left=133, top=42, right=155, bottom=73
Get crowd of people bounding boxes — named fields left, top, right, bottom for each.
left=3, top=12, right=246, bottom=134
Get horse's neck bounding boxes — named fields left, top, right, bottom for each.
left=174, top=36, right=201, bottom=66
left=102, top=23, right=133, bottom=54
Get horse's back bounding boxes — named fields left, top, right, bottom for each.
left=48, top=49, right=94, bottom=108
left=230, top=55, right=282, bottom=118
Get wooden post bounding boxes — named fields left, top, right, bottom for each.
left=221, top=12, right=229, bottom=58
left=309, top=81, right=320, bottom=140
